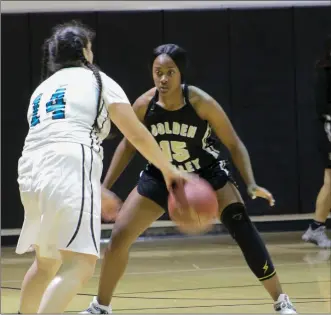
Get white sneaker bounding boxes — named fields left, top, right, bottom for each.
left=274, top=294, right=297, bottom=314
left=302, top=225, right=331, bottom=248
left=79, top=297, right=112, bottom=314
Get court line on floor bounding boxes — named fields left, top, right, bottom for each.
left=67, top=299, right=329, bottom=312
left=123, top=296, right=328, bottom=302
left=2, top=285, right=328, bottom=312
left=2, top=260, right=329, bottom=284
left=105, top=279, right=331, bottom=295
left=102, top=261, right=330, bottom=276
left=3, top=279, right=330, bottom=296
left=1, top=285, right=328, bottom=302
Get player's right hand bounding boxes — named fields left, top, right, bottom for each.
left=161, top=167, right=196, bottom=193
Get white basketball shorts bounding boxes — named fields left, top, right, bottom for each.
left=16, top=142, right=103, bottom=259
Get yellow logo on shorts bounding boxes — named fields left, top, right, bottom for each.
left=263, top=261, right=269, bottom=274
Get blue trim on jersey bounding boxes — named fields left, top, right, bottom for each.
left=30, top=87, right=67, bottom=127
left=30, top=93, right=42, bottom=127
left=46, top=87, right=66, bottom=120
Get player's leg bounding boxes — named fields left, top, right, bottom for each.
left=302, top=168, right=331, bottom=248
left=82, top=173, right=167, bottom=314
left=201, top=161, right=296, bottom=313
left=37, top=250, right=97, bottom=313
left=16, top=173, right=62, bottom=314
left=303, top=119, right=331, bottom=247
left=30, top=143, right=103, bottom=313
left=19, top=246, right=62, bottom=314
left=97, top=189, right=164, bottom=307
left=216, top=183, right=296, bottom=314
left=36, top=149, right=102, bottom=312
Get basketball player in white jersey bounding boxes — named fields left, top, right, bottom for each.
left=16, top=21, right=185, bottom=314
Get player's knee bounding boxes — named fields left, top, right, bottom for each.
left=60, top=251, right=97, bottom=282
left=108, top=225, right=136, bottom=253
left=220, top=202, right=249, bottom=236
left=220, top=203, right=276, bottom=281
left=36, top=257, right=61, bottom=277
left=81, top=258, right=97, bottom=282
left=35, top=247, right=61, bottom=276
left=75, top=257, right=96, bottom=284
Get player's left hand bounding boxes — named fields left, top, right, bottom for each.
left=247, top=185, right=275, bottom=207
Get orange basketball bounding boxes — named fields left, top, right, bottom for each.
left=168, top=177, right=218, bottom=235
left=101, top=188, right=122, bottom=222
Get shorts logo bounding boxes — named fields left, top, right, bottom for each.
left=232, top=213, right=243, bottom=220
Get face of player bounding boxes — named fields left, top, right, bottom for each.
left=152, top=54, right=182, bottom=95
left=83, top=41, right=94, bottom=64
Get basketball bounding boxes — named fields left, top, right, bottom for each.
left=101, top=188, right=122, bottom=222
left=168, top=177, right=218, bottom=234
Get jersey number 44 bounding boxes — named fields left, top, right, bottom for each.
left=30, top=86, right=67, bottom=127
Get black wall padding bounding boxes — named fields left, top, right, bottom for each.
left=1, top=14, right=31, bottom=229
left=163, top=9, right=231, bottom=116
left=229, top=8, right=299, bottom=215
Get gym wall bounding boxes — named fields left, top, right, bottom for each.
left=2, top=6, right=331, bottom=235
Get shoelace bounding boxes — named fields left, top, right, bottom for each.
left=274, top=301, right=296, bottom=312
left=93, top=305, right=109, bottom=314
left=86, top=305, right=109, bottom=314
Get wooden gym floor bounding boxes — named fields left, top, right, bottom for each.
left=1, top=231, right=331, bottom=314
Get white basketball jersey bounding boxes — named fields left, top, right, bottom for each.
left=22, top=67, right=130, bottom=158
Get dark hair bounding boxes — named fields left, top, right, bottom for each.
left=316, top=34, right=331, bottom=69
left=41, top=20, right=103, bottom=131
left=150, top=44, right=188, bottom=82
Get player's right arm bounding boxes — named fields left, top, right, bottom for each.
left=103, top=89, right=155, bottom=189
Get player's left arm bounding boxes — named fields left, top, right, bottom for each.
left=190, top=86, right=274, bottom=205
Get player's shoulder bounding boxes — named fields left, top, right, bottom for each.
left=29, top=78, right=50, bottom=102
left=99, top=71, right=123, bottom=89
left=134, top=87, right=157, bottom=109
left=99, top=71, right=130, bottom=104
left=130, top=87, right=156, bottom=119
left=187, top=85, right=212, bottom=106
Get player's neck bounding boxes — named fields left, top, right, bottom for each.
left=158, top=89, right=184, bottom=110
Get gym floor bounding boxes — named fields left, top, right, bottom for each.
left=1, top=231, right=330, bottom=314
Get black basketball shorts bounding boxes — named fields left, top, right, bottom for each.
left=137, top=160, right=237, bottom=211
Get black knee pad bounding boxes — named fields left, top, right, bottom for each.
left=221, top=203, right=276, bottom=281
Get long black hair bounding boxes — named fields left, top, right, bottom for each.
left=150, top=44, right=188, bottom=83
left=41, top=20, right=103, bottom=131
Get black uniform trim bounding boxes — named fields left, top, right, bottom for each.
left=89, top=148, right=98, bottom=253
left=66, top=144, right=86, bottom=248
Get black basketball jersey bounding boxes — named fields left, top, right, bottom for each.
left=143, top=85, right=221, bottom=175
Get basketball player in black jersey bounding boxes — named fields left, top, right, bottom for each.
left=302, top=35, right=331, bottom=248
left=81, top=44, right=297, bottom=314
